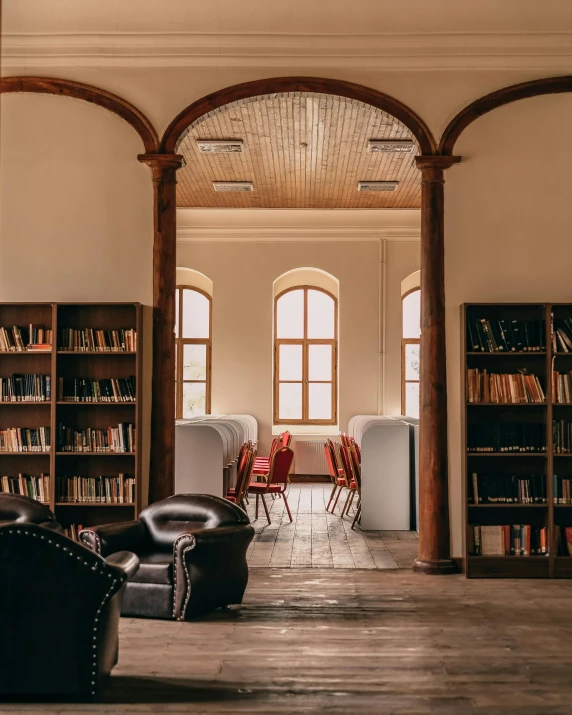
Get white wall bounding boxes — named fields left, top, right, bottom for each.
left=445, top=93, right=572, bottom=556
left=0, top=92, right=154, bottom=503
left=177, top=233, right=419, bottom=453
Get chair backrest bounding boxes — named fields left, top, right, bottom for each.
left=339, top=444, right=355, bottom=485
left=324, top=442, right=337, bottom=481
left=340, top=432, right=351, bottom=449
left=236, top=441, right=251, bottom=480
left=0, top=492, right=57, bottom=526
left=349, top=443, right=361, bottom=489
left=140, top=494, right=250, bottom=550
left=281, top=431, right=292, bottom=447
left=235, top=447, right=257, bottom=505
left=268, top=436, right=281, bottom=458
left=268, top=446, right=294, bottom=486
left=329, top=439, right=344, bottom=477
left=353, top=439, right=361, bottom=463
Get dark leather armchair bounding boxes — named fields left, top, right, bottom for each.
left=80, top=494, right=255, bottom=620
left=0, top=492, right=62, bottom=531
left=0, top=523, right=139, bottom=700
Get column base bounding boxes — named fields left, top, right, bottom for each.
left=412, top=557, right=459, bottom=575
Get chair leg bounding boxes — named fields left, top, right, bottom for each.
left=260, top=494, right=271, bottom=524
left=282, top=490, right=293, bottom=523
left=255, top=493, right=259, bottom=520
left=346, top=490, right=356, bottom=514
left=351, top=502, right=362, bottom=530
left=332, top=485, right=344, bottom=513
left=341, top=489, right=353, bottom=518
left=326, top=483, right=338, bottom=511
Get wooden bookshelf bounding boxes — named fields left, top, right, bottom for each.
left=463, top=303, right=572, bottom=578
left=0, top=302, right=142, bottom=537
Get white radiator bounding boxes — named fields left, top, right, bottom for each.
left=293, top=440, right=329, bottom=475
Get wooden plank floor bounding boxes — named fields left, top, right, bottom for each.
left=246, top=483, right=419, bottom=569
left=7, top=568, right=572, bottom=714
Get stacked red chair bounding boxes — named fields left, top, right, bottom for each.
left=247, top=446, right=294, bottom=525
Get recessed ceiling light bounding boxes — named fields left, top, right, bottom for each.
left=213, top=181, right=254, bottom=192
left=357, top=181, right=399, bottom=192
left=196, top=139, right=244, bottom=153
left=368, top=139, right=415, bottom=153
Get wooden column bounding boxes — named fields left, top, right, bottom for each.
left=138, top=153, right=184, bottom=503
left=413, top=155, right=461, bottom=575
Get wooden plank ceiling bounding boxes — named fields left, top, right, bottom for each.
left=176, top=93, right=421, bottom=209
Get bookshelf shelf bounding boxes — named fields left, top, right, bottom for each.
left=54, top=502, right=135, bottom=507
left=56, top=452, right=136, bottom=456
left=0, top=302, right=142, bottom=536
left=463, top=302, right=572, bottom=578
left=57, top=351, right=136, bottom=355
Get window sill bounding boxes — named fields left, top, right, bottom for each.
left=272, top=425, right=339, bottom=437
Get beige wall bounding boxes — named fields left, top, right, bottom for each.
left=0, top=92, right=154, bottom=504
left=445, top=93, right=572, bottom=556
left=177, top=238, right=419, bottom=453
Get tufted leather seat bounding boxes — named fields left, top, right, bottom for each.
left=80, top=494, right=254, bottom=620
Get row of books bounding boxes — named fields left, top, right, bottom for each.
left=0, top=427, right=51, bottom=453
left=553, top=476, right=572, bottom=504
left=469, top=473, right=546, bottom=504
left=0, top=374, right=51, bottom=402
left=0, top=473, right=50, bottom=503
left=58, top=376, right=136, bottom=403
left=553, top=420, right=572, bottom=453
left=56, top=474, right=135, bottom=503
left=0, top=325, right=52, bottom=352
left=467, top=369, right=545, bottom=404
left=57, top=423, right=135, bottom=453
left=64, top=524, right=84, bottom=542
left=553, top=371, right=572, bottom=404
left=59, top=328, right=136, bottom=352
left=553, top=320, right=572, bottom=353
left=467, top=423, right=546, bottom=453
left=469, top=525, right=548, bottom=556
left=467, top=318, right=544, bottom=353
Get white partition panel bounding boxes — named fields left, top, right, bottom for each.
left=360, top=420, right=411, bottom=530
left=175, top=414, right=258, bottom=497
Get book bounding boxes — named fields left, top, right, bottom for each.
left=470, top=524, right=547, bottom=556
left=0, top=473, right=50, bottom=503
left=0, top=326, right=52, bottom=352
left=0, top=427, right=51, bottom=452
left=57, top=423, right=135, bottom=453
left=57, top=376, right=136, bottom=403
left=59, top=328, right=136, bottom=352
left=469, top=473, right=546, bottom=504
left=467, top=369, right=545, bottom=404
left=56, top=473, right=135, bottom=504
left=468, top=423, right=546, bottom=453
left=0, top=374, right=51, bottom=402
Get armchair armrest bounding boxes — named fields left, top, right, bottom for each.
left=104, top=550, right=140, bottom=580
left=173, top=524, right=255, bottom=619
left=80, top=520, right=147, bottom=557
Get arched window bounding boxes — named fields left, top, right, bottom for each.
left=401, top=287, right=420, bottom=418
left=175, top=286, right=212, bottom=418
left=274, top=286, right=337, bottom=425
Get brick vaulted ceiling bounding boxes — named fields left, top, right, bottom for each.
left=176, top=92, right=421, bottom=209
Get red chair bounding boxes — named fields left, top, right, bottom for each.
left=324, top=440, right=346, bottom=512
left=252, top=431, right=292, bottom=478
left=247, top=446, right=294, bottom=525
left=338, top=444, right=358, bottom=519
left=225, top=445, right=256, bottom=510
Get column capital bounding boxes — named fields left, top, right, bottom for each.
left=138, top=153, right=185, bottom=182
left=415, top=155, right=462, bottom=172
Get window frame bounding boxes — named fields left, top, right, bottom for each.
left=175, top=285, right=212, bottom=419
left=273, top=285, right=338, bottom=426
left=401, top=287, right=420, bottom=418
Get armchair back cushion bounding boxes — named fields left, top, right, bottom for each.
left=139, top=493, right=250, bottom=552
left=0, top=492, right=59, bottom=527
left=0, top=523, right=134, bottom=699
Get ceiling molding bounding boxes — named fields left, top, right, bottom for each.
left=4, top=32, right=572, bottom=70
left=176, top=208, right=420, bottom=242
